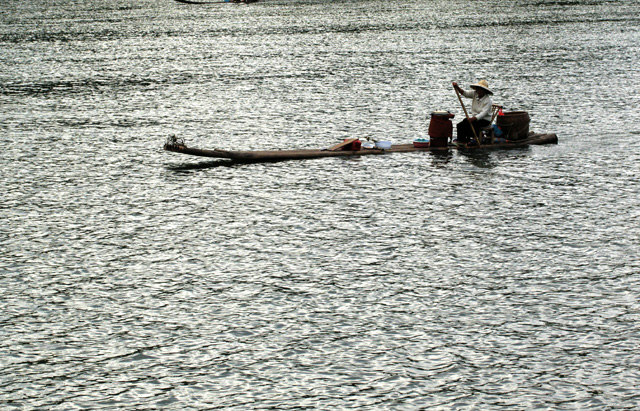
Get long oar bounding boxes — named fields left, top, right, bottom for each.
left=453, top=85, right=480, bottom=146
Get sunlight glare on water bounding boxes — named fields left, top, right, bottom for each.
left=1, top=0, right=639, bottom=408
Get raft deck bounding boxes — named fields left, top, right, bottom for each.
left=164, top=132, right=558, bottom=163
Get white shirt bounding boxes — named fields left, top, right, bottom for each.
left=462, top=90, right=493, bottom=121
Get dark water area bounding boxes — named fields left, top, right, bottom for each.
left=1, top=0, right=639, bottom=408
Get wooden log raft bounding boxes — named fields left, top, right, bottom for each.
left=164, top=132, right=558, bottom=163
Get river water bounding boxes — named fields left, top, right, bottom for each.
left=1, top=0, right=639, bottom=409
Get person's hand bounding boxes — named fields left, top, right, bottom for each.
left=452, top=82, right=458, bottom=87
left=468, top=116, right=477, bottom=122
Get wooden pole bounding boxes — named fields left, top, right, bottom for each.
left=453, top=85, right=481, bottom=145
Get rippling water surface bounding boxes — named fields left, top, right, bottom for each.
left=2, top=0, right=639, bottom=408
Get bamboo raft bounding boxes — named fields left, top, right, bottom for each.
left=164, top=132, right=558, bottom=163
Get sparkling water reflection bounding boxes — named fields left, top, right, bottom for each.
left=1, top=0, right=639, bottom=409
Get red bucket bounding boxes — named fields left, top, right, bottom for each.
left=343, top=139, right=361, bottom=151
left=428, top=112, right=454, bottom=147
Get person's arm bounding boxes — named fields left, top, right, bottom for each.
left=452, top=82, right=473, bottom=98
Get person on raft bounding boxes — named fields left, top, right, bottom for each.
left=452, top=79, right=493, bottom=144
